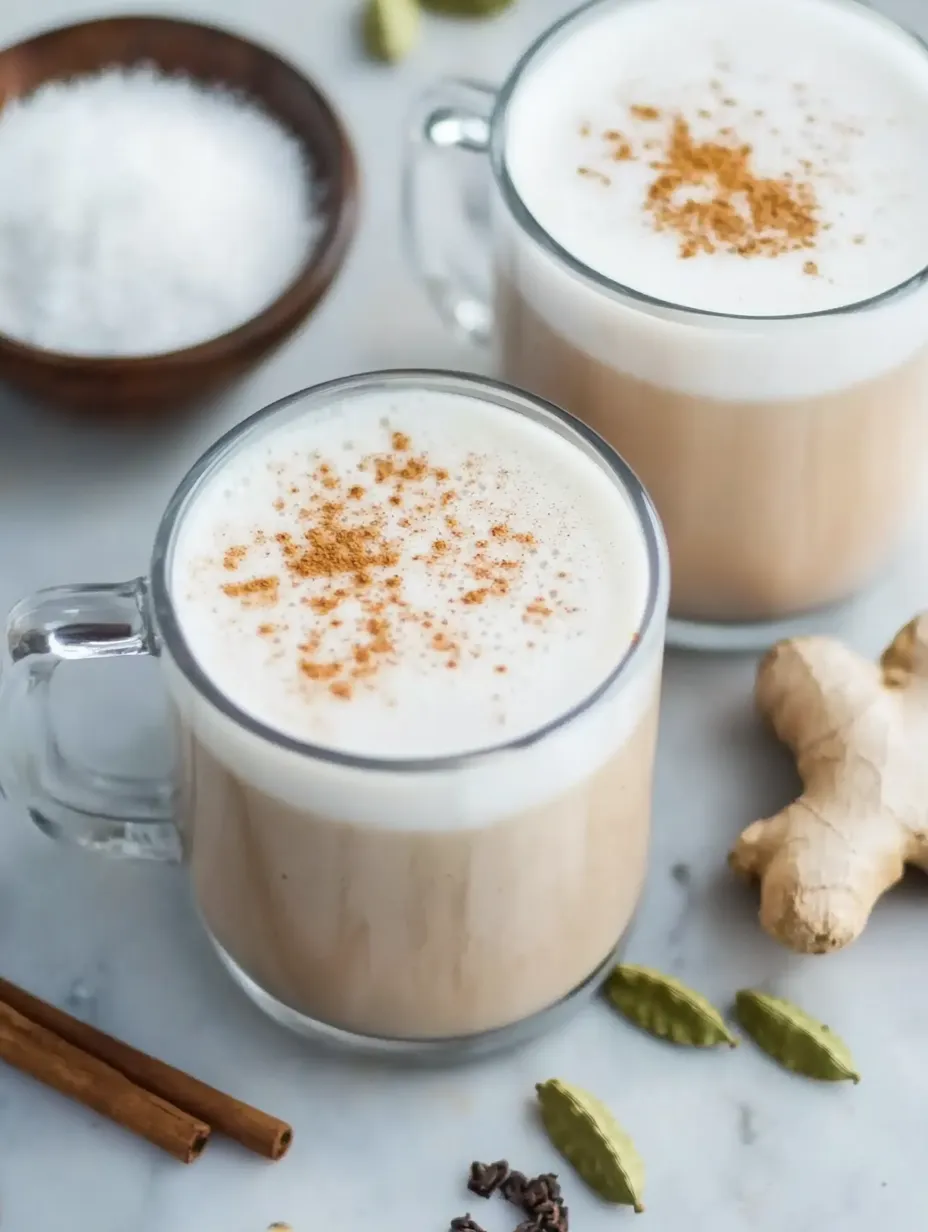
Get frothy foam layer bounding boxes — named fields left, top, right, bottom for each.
left=506, top=0, right=928, bottom=316
left=171, top=386, right=649, bottom=760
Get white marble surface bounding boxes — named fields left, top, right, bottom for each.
left=2, top=0, right=928, bottom=1229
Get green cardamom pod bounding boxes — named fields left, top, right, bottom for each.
left=735, top=990, right=860, bottom=1083
left=604, top=964, right=737, bottom=1048
left=421, top=0, right=515, bottom=17
left=535, top=1079, right=645, bottom=1213
left=362, top=0, right=421, bottom=62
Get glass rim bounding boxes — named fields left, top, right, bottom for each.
left=488, top=0, right=928, bottom=324
left=149, top=369, right=669, bottom=774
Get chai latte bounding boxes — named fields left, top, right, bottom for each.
left=167, top=383, right=662, bottom=1039
left=498, top=0, right=928, bottom=625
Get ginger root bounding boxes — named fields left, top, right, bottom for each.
left=729, top=614, right=928, bottom=954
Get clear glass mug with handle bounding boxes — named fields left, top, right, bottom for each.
left=0, top=370, right=668, bottom=1056
left=404, top=0, right=928, bottom=650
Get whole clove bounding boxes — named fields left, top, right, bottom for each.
left=468, top=1159, right=510, bottom=1198
left=500, top=1169, right=529, bottom=1206
left=511, top=1172, right=569, bottom=1232
left=533, top=1200, right=569, bottom=1232
left=460, top=1162, right=568, bottom=1232
left=522, top=1174, right=562, bottom=1210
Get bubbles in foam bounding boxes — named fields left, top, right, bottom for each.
left=506, top=0, right=928, bottom=316
left=171, top=387, right=648, bottom=758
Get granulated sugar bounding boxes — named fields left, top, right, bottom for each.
left=0, top=67, right=321, bottom=356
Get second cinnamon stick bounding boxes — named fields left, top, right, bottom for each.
left=0, top=998, right=209, bottom=1163
left=0, top=977, right=292, bottom=1160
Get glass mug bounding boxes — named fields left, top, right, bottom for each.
left=0, top=371, right=668, bottom=1054
left=404, top=0, right=928, bottom=650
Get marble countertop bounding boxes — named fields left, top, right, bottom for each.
left=2, top=0, right=928, bottom=1228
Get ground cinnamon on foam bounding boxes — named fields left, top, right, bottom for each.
left=648, top=114, right=819, bottom=259
left=581, top=100, right=821, bottom=261
left=221, top=576, right=279, bottom=607
left=215, top=428, right=566, bottom=701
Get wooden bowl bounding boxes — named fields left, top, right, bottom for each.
left=0, top=16, right=359, bottom=414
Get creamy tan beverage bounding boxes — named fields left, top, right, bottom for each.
left=498, top=0, right=928, bottom=628
left=167, top=380, right=664, bottom=1040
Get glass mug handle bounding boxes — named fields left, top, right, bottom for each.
left=403, top=78, right=496, bottom=345
left=0, top=577, right=179, bottom=860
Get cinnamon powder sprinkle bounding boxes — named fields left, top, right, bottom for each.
left=213, top=425, right=567, bottom=701
left=644, top=113, right=820, bottom=260
left=309, top=594, right=341, bottom=615
left=280, top=512, right=399, bottom=582
left=577, top=165, right=611, bottom=186
left=630, top=104, right=661, bottom=120
left=603, top=129, right=634, bottom=161
left=222, top=575, right=280, bottom=607
left=300, top=659, right=341, bottom=681
left=398, top=457, right=428, bottom=481
left=524, top=600, right=553, bottom=620
left=803, top=260, right=819, bottom=276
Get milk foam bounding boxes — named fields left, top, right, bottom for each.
left=501, top=0, right=928, bottom=399
left=169, top=385, right=653, bottom=767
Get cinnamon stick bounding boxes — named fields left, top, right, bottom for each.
left=0, top=998, right=209, bottom=1163
left=0, top=977, right=292, bottom=1160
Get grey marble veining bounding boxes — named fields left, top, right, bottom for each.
left=1, top=0, right=928, bottom=1229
